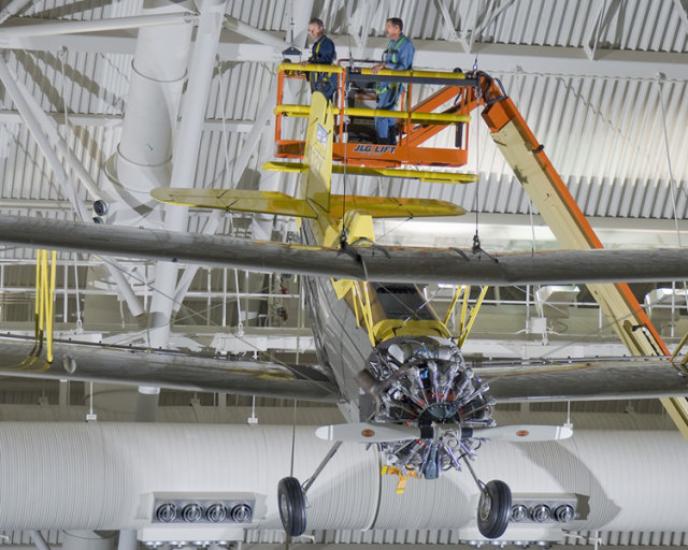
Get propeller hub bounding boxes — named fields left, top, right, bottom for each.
left=423, top=402, right=459, bottom=422
left=365, top=337, right=494, bottom=479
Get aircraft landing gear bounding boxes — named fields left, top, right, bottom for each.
left=477, top=479, right=512, bottom=539
left=277, top=441, right=343, bottom=537
left=462, top=455, right=512, bottom=539
left=277, top=477, right=306, bottom=537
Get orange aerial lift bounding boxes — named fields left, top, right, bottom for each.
left=269, top=62, right=480, bottom=178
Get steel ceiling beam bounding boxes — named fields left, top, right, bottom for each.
left=8, top=29, right=688, bottom=80
left=0, top=110, right=256, bottom=130
left=0, top=12, right=197, bottom=43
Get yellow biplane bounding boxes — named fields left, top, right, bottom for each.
left=2, top=68, right=688, bottom=540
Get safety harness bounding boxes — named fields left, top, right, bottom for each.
left=376, top=35, right=409, bottom=100
left=309, top=36, right=333, bottom=88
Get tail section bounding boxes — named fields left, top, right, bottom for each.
left=301, top=91, right=334, bottom=218
left=151, top=91, right=464, bottom=249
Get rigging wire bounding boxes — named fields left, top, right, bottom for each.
left=528, top=199, right=537, bottom=257
left=340, top=44, right=354, bottom=242
left=656, top=77, right=688, bottom=319
left=217, top=56, right=236, bottom=235
left=473, top=92, right=481, bottom=239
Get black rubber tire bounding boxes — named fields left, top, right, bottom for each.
left=477, top=479, right=512, bottom=539
left=277, top=476, right=307, bottom=537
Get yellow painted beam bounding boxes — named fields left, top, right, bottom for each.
left=277, top=64, right=467, bottom=81
left=357, top=67, right=467, bottom=80
left=279, top=62, right=344, bottom=74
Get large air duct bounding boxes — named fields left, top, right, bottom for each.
left=0, top=421, right=686, bottom=541
left=109, top=0, right=193, bottom=223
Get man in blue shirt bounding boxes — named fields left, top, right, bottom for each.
left=372, top=17, right=415, bottom=144
left=306, top=18, right=337, bottom=102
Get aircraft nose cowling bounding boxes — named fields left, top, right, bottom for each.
left=364, top=336, right=494, bottom=479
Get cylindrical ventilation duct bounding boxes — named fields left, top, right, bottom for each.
left=0, top=422, right=685, bottom=538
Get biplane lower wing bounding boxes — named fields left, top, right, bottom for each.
left=1, top=335, right=685, bottom=403
left=477, top=356, right=688, bottom=403
left=4, top=215, right=688, bottom=285
left=0, top=335, right=338, bottom=402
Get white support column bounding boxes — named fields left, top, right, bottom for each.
left=110, top=4, right=194, bottom=225
left=147, top=0, right=228, bottom=348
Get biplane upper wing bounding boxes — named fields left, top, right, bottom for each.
left=3, top=215, right=688, bottom=285
left=0, top=335, right=338, bottom=402
left=476, top=356, right=688, bottom=403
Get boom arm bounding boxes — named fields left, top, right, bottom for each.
left=477, top=72, right=688, bottom=436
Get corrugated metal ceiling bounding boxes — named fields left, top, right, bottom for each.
left=1, top=0, right=686, bottom=235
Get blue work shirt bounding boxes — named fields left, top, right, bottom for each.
left=309, top=34, right=336, bottom=65
left=375, top=35, right=415, bottom=140
left=308, top=34, right=337, bottom=101
left=382, top=34, right=415, bottom=71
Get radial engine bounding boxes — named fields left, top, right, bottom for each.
left=362, top=336, right=494, bottom=479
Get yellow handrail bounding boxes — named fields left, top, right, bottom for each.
left=357, top=67, right=467, bottom=80
left=275, top=104, right=470, bottom=124
left=277, top=63, right=468, bottom=81
left=279, top=62, right=344, bottom=74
